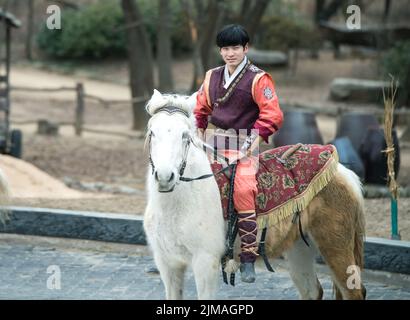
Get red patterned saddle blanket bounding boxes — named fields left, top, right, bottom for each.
left=211, top=144, right=339, bottom=229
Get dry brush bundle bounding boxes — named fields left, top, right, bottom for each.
left=382, top=76, right=399, bottom=199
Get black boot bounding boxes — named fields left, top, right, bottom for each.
left=240, top=262, right=256, bottom=283
left=238, top=212, right=258, bottom=283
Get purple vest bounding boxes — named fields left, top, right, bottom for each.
left=208, top=64, right=262, bottom=135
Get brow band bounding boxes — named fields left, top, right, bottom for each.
left=153, top=106, right=190, bottom=118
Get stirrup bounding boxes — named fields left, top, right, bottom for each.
left=240, top=262, right=256, bottom=283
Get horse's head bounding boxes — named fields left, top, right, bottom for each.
left=145, top=89, right=197, bottom=193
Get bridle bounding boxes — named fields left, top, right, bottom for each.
left=148, top=105, right=232, bottom=183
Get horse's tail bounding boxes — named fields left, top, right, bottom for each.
left=337, top=164, right=366, bottom=267
left=333, top=164, right=366, bottom=299
left=0, top=168, right=10, bottom=225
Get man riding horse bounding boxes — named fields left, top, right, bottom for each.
left=194, top=24, right=284, bottom=283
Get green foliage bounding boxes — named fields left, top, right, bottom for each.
left=36, top=0, right=192, bottom=59
left=37, top=1, right=126, bottom=59
left=381, top=41, right=410, bottom=104
left=257, top=16, right=322, bottom=52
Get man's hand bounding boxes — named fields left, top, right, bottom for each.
left=197, top=128, right=205, bottom=142
left=239, top=134, right=263, bottom=159
left=249, top=135, right=263, bottom=155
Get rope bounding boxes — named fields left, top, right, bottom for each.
left=238, top=213, right=259, bottom=255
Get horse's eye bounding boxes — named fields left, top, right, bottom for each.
left=182, top=131, right=189, bottom=140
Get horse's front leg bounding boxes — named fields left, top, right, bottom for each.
left=156, top=257, right=186, bottom=300
left=192, top=253, right=220, bottom=300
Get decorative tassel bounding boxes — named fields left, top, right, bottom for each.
left=257, top=149, right=339, bottom=229
left=224, top=259, right=240, bottom=274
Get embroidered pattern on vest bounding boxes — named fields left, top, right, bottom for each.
left=249, top=65, right=260, bottom=73
left=213, top=59, right=251, bottom=108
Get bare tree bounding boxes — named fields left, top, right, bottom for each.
left=121, top=0, right=154, bottom=130
left=240, top=0, right=252, bottom=18
left=199, top=0, right=226, bottom=71
left=241, top=0, right=271, bottom=41
left=180, top=0, right=270, bottom=90
left=315, top=0, right=346, bottom=24
left=25, top=0, right=34, bottom=60
left=383, top=0, right=391, bottom=22
left=181, top=0, right=204, bottom=91
left=181, top=0, right=226, bottom=91
left=157, top=0, right=173, bottom=92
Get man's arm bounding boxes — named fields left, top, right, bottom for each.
left=251, top=73, right=284, bottom=144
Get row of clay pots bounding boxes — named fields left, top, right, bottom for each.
left=273, top=111, right=400, bottom=185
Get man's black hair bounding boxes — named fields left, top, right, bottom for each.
left=216, top=24, right=249, bottom=48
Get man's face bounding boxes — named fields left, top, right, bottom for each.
left=220, top=44, right=248, bottom=69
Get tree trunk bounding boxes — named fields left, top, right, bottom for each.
left=157, top=0, right=173, bottom=92
left=25, top=0, right=34, bottom=61
left=243, top=0, right=271, bottom=41
left=199, top=0, right=225, bottom=71
left=383, top=0, right=391, bottom=23
left=315, top=0, right=345, bottom=23
left=189, top=16, right=204, bottom=92
left=314, top=0, right=326, bottom=24
left=180, top=0, right=204, bottom=92
left=121, top=0, right=153, bottom=130
left=240, top=0, right=252, bottom=19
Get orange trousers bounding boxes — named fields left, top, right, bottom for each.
left=222, top=150, right=258, bottom=213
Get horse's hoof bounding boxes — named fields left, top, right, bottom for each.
left=240, top=262, right=256, bottom=283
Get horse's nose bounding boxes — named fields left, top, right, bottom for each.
left=155, top=169, right=177, bottom=192
left=154, top=170, right=176, bottom=184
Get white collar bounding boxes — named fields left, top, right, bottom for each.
left=223, top=56, right=247, bottom=89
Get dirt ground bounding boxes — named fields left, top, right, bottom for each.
left=3, top=51, right=410, bottom=240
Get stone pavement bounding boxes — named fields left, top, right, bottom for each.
left=0, top=234, right=409, bottom=300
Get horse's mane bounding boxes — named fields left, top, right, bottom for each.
left=144, top=90, right=200, bottom=150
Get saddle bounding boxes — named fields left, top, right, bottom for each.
left=211, top=143, right=339, bottom=229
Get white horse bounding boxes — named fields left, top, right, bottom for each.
left=144, top=90, right=224, bottom=300
left=143, top=90, right=366, bottom=300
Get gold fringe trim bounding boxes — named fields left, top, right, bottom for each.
left=257, top=146, right=339, bottom=229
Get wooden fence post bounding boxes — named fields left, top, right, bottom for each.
left=75, top=82, right=84, bottom=136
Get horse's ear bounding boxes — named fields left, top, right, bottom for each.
left=186, top=92, right=197, bottom=111
left=146, top=89, right=165, bottom=115
left=153, top=89, right=162, bottom=99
